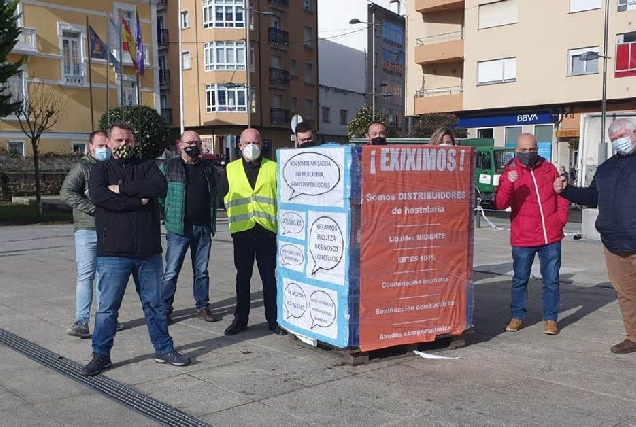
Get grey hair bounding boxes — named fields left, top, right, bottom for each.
left=608, top=118, right=636, bottom=136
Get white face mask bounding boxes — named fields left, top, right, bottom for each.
left=242, top=143, right=261, bottom=161
left=612, top=136, right=634, bottom=155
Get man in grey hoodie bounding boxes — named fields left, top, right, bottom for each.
left=60, top=131, right=114, bottom=337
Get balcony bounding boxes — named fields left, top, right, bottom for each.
left=157, top=0, right=167, bottom=10
left=268, top=28, right=289, bottom=48
left=269, top=67, right=289, bottom=86
left=159, top=29, right=169, bottom=46
left=415, top=30, right=464, bottom=64
left=12, top=27, right=37, bottom=54
left=270, top=108, right=291, bottom=125
left=161, top=108, right=172, bottom=124
left=415, top=0, right=465, bottom=13
left=414, top=86, right=463, bottom=114
left=269, top=0, right=289, bottom=8
left=159, top=69, right=170, bottom=87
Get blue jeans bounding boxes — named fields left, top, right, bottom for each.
left=161, top=224, right=212, bottom=313
left=74, top=230, right=97, bottom=323
left=92, top=254, right=174, bottom=356
left=511, top=241, right=561, bottom=321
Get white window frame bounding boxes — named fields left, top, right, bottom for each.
left=180, top=10, right=190, bottom=29
left=618, top=0, right=636, bottom=12
left=477, top=57, right=516, bottom=85
left=182, top=50, right=192, bottom=70
left=7, top=140, right=25, bottom=156
left=120, top=75, right=138, bottom=106
left=568, top=46, right=599, bottom=75
left=114, top=3, right=136, bottom=64
left=478, top=0, right=518, bottom=30
left=205, top=83, right=247, bottom=112
left=72, top=142, right=87, bottom=154
left=58, top=22, right=86, bottom=87
left=3, top=66, right=27, bottom=120
left=570, top=0, right=601, bottom=13
left=203, top=0, right=245, bottom=29
left=204, top=41, right=246, bottom=71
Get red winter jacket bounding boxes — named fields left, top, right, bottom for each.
left=495, top=157, right=569, bottom=247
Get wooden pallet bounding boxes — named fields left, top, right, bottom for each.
left=289, top=332, right=467, bottom=366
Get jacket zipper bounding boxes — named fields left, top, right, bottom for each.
left=530, top=169, right=548, bottom=244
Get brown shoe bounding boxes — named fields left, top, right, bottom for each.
left=610, top=339, right=636, bottom=354
left=505, top=318, right=523, bottom=332
left=543, top=320, right=558, bottom=335
left=196, top=307, right=221, bottom=322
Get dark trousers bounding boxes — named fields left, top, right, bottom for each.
left=232, top=227, right=277, bottom=326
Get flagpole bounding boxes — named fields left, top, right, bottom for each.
left=119, top=9, right=125, bottom=118
left=106, top=13, right=111, bottom=126
left=86, top=16, right=95, bottom=129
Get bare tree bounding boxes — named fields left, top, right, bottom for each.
left=15, top=80, right=68, bottom=217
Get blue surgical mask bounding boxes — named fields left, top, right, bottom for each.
left=612, top=136, right=634, bottom=155
left=94, top=147, right=112, bottom=161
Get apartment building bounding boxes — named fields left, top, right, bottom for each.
left=318, top=0, right=406, bottom=141
left=2, top=0, right=159, bottom=156
left=407, top=0, right=636, bottom=169
left=164, top=0, right=319, bottom=159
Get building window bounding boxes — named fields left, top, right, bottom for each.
left=477, top=57, right=516, bottom=85
left=505, top=126, right=522, bottom=146
left=321, top=107, right=330, bottom=123
left=303, top=0, right=312, bottom=11
left=181, top=10, right=190, bottom=28
left=203, top=0, right=245, bottom=28
left=182, top=51, right=192, bottom=70
left=616, top=32, right=636, bottom=77
left=205, top=83, right=247, bottom=112
left=477, top=128, right=494, bottom=139
left=478, top=0, right=518, bottom=29
left=291, top=96, right=298, bottom=113
left=382, top=48, right=404, bottom=76
left=304, top=62, right=314, bottom=84
left=60, top=27, right=84, bottom=86
left=271, top=94, right=283, bottom=108
left=8, top=141, right=25, bottom=156
left=568, top=47, right=599, bottom=75
left=340, top=109, right=348, bottom=125
left=382, top=21, right=404, bottom=48
left=290, top=59, right=298, bottom=76
left=249, top=44, right=255, bottom=72
left=3, top=70, right=25, bottom=113
left=72, top=142, right=87, bottom=154
left=618, top=0, right=636, bottom=12
left=122, top=79, right=138, bottom=106
left=303, top=26, right=313, bottom=47
left=204, top=41, right=246, bottom=71
left=570, top=0, right=601, bottom=12
left=534, top=124, right=554, bottom=143
left=304, top=99, right=314, bottom=119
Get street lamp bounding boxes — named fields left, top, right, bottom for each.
left=350, top=13, right=378, bottom=117
left=245, top=5, right=274, bottom=128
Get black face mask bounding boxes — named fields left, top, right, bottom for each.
left=184, top=146, right=200, bottom=159
left=299, top=141, right=315, bottom=148
left=370, top=137, right=387, bottom=146
left=517, top=152, right=539, bottom=168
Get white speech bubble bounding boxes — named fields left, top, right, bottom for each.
left=280, top=212, right=305, bottom=235
left=284, top=282, right=308, bottom=320
left=279, top=244, right=305, bottom=267
left=309, top=290, right=336, bottom=329
left=282, top=152, right=341, bottom=200
left=309, top=216, right=344, bottom=275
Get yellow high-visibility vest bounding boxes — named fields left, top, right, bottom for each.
left=224, top=158, right=277, bottom=234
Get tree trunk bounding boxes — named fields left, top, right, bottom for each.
left=32, top=139, right=42, bottom=218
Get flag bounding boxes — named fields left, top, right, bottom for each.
left=121, top=13, right=138, bottom=71
left=88, top=25, right=120, bottom=72
left=135, top=10, right=144, bottom=76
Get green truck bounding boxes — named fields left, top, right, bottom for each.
left=348, top=137, right=514, bottom=207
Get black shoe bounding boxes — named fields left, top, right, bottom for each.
left=268, top=323, right=288, bottom=336
left=224, top=319, right=248, bottom=335
left=154, top=350, right=191, bottom=366
left=81, top=353, right=112, bottom=376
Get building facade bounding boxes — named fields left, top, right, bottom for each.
left=164, top=0, right=319, bottom=159
left=406, top=0, right=636, bottom=169
left=2, top=0, right=159, bottom=156
left=318, top=0, right=405, bottom=141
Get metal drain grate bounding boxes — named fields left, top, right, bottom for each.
left=0, top=328, right=211, bottom=427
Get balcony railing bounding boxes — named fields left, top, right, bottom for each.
left=269, top=0, right=289, bottom=7
left=416, top=29, right=464, bottom=46
left=268, top=28, right=289, bottom=47
left=270, top=108, right=291, bottom=124
left=269, top=67, right=289, bottom=86
left=12, top=27, right=37, bottom=54
left=415, top=85, right=463, bottom=97
left=161, top=108, right=172, bottom=124
left=159, top=29, right=169, bottom=46
left=159, top=69, right=171, bottom=86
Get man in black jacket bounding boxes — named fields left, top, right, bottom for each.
left=81, top=122, right=190, bottom=376
left=555, top=117, right=636, bottom=354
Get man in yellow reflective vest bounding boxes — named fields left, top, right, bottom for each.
left=221, top=128, right=286, bottom=336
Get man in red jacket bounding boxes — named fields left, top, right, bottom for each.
left=495, top=133, right=569, bottom=335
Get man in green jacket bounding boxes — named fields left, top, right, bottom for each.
left=159, top=130, right=220, bottom=323
left=60, top=131, right=111, bottom=337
